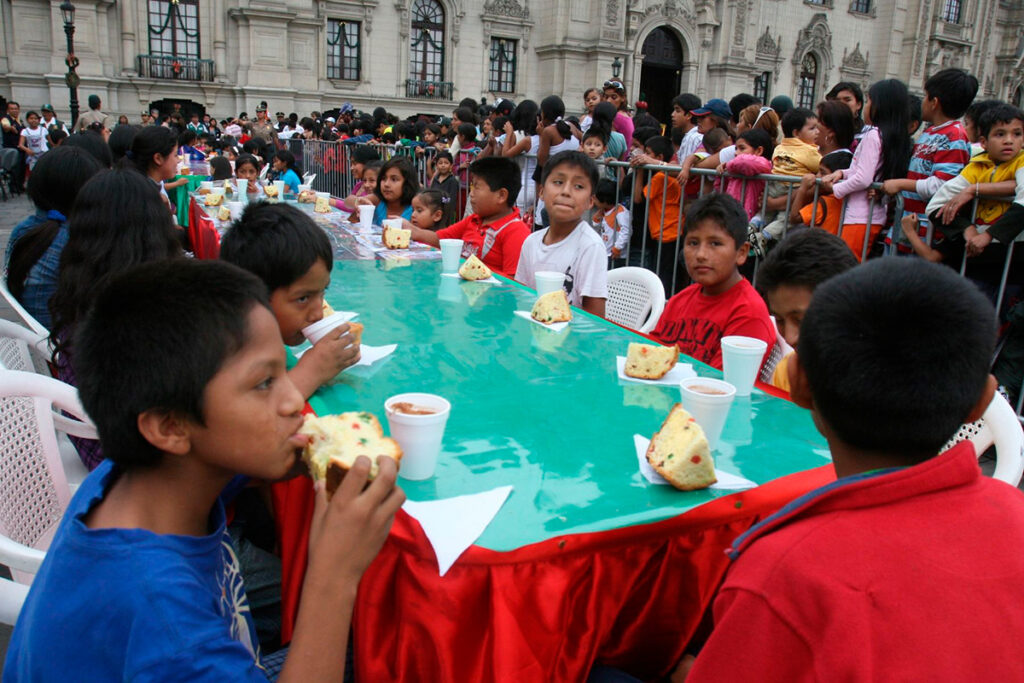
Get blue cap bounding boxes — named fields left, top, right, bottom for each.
left=692, top=98, right=731, bottom=119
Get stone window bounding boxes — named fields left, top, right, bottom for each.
left=753, top=71, right=771, bottom=102
left=489, top=38, right=517, bottom=93
left=148, top=0, right=200, bottom=61
left=850, top=0, right=871, bottom=12
left=409, top=0, right=445, bottom=83
left=797, top=53, right=818, bottom=108
left=941, top=0, right=962, bottom=23
left=327, top=19, right=361, bottom=81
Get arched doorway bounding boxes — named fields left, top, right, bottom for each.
left=639, top=27, right=683, bottom=127
left=148, top=98, right=206, bottom=122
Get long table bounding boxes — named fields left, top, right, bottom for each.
left=272, top=259, right=835, bottom=682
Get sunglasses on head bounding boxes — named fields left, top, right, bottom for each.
left=604, top=80, right=625, bottom=92
left=752, top=106, right=774, bottom=126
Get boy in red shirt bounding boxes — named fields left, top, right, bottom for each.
left=411, top=156, right=530, bottom=278
left=650, top=193, right=774, bottom=369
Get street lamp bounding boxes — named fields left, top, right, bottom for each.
left=60, top=1, right=80, bottom=128
left=611, top=57, right=622, bottom=79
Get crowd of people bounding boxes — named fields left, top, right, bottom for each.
left=3, top=67, right=1024, bottom=681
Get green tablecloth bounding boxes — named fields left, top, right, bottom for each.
left=170, top=175, right=207, bottom=227
left=307, top=260, right=831, bottom=551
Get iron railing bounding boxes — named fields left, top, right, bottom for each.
left=404, top=79, right=454, bottom=100
left=136, top=54, right=215, bottom=82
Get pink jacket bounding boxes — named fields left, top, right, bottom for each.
left=832, top=126, right=886, bottom=225
left=724, top=155, right=773, bottom=218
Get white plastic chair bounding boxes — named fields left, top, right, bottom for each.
left=0, top=276, right=49, bottom=338
left=0, top=369, right=98, bottom=623
left=606, top=267, right=666, bottom=334
left=945, top=392, right=1024, bottom=486
left=0, top=319, right=52, bottom=376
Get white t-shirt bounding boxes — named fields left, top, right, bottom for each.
left=593, top=204, right=632, bottom=256
left=514, top=220, right=608, bottom=307
left=677, top=126, right=703, bottom=164
left=22, top=126, right=48, bottom=167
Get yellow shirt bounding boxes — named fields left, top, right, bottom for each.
left=772, top=138, right=821, bottom=177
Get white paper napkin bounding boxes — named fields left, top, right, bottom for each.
left=513, top=310, right=570, bottom=332
left=402, top=485, right=514, bottom=576
left=632, top=435, right=757, bottom=491
left=440, top=272, right=501, bottom=285
left=355, top=343, right=397, bottom=367
left=616, top=357, right=697, bottom=386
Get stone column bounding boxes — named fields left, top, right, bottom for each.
left=120, top=0, right=137, bottom=76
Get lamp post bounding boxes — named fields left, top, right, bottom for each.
left=60, top=1, right=80, bottom=128
left=611, top=57, right=622, bottom=79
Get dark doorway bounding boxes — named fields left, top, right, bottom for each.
left=148, top=98, right=206, bottom=122
left=639, top=27, right=683, bottom=128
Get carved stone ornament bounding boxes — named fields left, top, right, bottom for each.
left=792, top=13, right=832, bottom=66
left=483, top=0, right=529, bottom=19
left=756, top=26, right=780, bottom=58
left=841, top=42, right=868, bottom=72
left=606, top=0, right=619, bottom=26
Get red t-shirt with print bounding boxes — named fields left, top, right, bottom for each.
left=651, top=278, right=774, bottom=369
left=436, top=209, right=530, bottom=278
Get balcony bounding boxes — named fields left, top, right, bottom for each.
left=405, top=79, right=454, bottom=100
left=137, top=54, right=215, bottom=82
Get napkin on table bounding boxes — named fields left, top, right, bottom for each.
left=513, top=310, right=570, bottom=332
left=615, top=357, right=697, bottom=386
left=440, top=272, right=502, bottom=285
left=632, top=435, right=757, bottom=491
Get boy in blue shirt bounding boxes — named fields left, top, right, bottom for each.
left=4, top=259, right=404, bottom=681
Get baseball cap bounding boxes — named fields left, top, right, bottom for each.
left=325, top=116, right=336, bottom=123
left=692, top=98, right=731, bottom=119
left=41, top=104, right=54, bottom=112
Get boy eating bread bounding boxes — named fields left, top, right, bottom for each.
left=4, top=260, right=404, bottom=680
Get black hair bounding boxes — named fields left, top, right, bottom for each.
left=729, top=93, right=760, bottom=123
left=50, top=168, right=182, bottom=358
left=633, top=126, right=661, bottom=147
left=107, top=124, right=140, bottom=162
left=511, top=99, right=540, bottom=134
left=799, top=258, right=995, bottom=461
left=242, top=139, right=262, bottom=157
left=756, top=229, right=857, bottom=295
left=48, top=129, right=67, bottom=146
left=826, top=81, right=864, bottom=108
left=6, top=147, right=104, bottom=300
left=977, top=103, right=1024, bottom=138
left=583, top=127, right=609, bottom=145
left=235, top=153, right=261, bottom=174
left=275, top=149, right=297, bottom=171
left=867, top=79, right=913, bottom=182
left=781, top=108, right=817, bottom=139
left=644, top=135, right=674, bottom=162
left=381, top=131, right=397, bottom=144
left=395, top=121, right=416, bottom=140
left=738, top=129, right=774, bottom=159
left=351, top=146, right=381, bottom=164
left=220, top=202, right=333, bottom=293
left=467, top=156, right=521, bottom=208
left=74, top=260, right=271, bottom=469
left=595, top=178, right=618, bottom=205
left=415, top=188, right=445, bottom=213
left=478, top=104, right=495, bottom=119
left=820, top=150, right=853, bottom=173
left=374, top=156, right=419, bottom=207
left=63, top=131, right=113, bottom=168
left=591, top=101, right=619, bottom=138
left=453, top=106, right=477, bottom=126
left=456, top=122, right=477, bottom=143
left=178, top=129, right=198, bottom=146
left=632, top=112, right=661, bottom=131
left=923, top=68, right=979, bottom=120
left=701, top=128, right=731, bottom=153
left=210, top=156, right=233, bottom=181
left=670, top=127, right=683, bottom=146
left=682, top=192, right=747, bottom=247
left=459, top=98, right=479, bottom=113
left=127, top=125, right=177, bottom=174
left=434, top=150, right=453, bottom=163
left=964, top=99, right=1002, bottom=128
left=672, top=93, right=702, bottom=113
left=540, top=150, right=599, bottom=191
left=492, top=115, right=509, bottom=133
left=423, top=123, right=441, bottom=138
left=908, top=94, right=923, bottom=136
left=816, top=100, right=856, bottom=150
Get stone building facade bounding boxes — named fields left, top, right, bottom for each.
left=1, top=0, right=1022, bottom=125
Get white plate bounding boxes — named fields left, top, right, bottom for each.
left=616, top=356, right=697, bottom=386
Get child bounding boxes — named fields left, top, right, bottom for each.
left=754, top=229, right=858, bottom=392
left=209, top=156, right=233, bottom=182
left=18, top=111, right=47, bottom=175
left=373, top=156, right=419, bottom=224
left=582, top=128, right=611, bottom=180
left=925, top=103, right=1024, bottom=262
left=4, top=258, right=404, bottom=680
left=409, top=156, right=530, bottom=278
left=514, top=151, right=607, bottom=316
left=536, top=95, right=579, bottom=169
left=881, top=68, right=977, bottom=254
left=671, top=93, right=704, bottom=164
left=963, top=99, right=1002, bottom=157
left=821, top=79, right=913, bottom=260
left=502, top=100, right=541, bottom=219
left=684, top=258, right=1024, bottom=681
left=631, top=135, right=683, bottom=293
left=580, top=87, right=601, bottom=132
left=235, top=153, right=263, bottom=197
left=178, top=129, right=206, bottom=163
left=272, top=149, right=302, bottom=195
left=749, top=108, right=822, bottom=250
left=429, top=150, right=460, bottom=226
left=722, top=129, right=773, bottom=219
left=650, top=192, right=774, bottom=369
left=592, top=178, right=631, bottom=262
left=410, top=189, right=446, bottom=232
left=127, top=125, right=187, bottom=217
left=334, top=146, right=381, bottom=215
left=220, top=203, right=361, bottom=399
left=788, top=151, right=854, bottom=235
